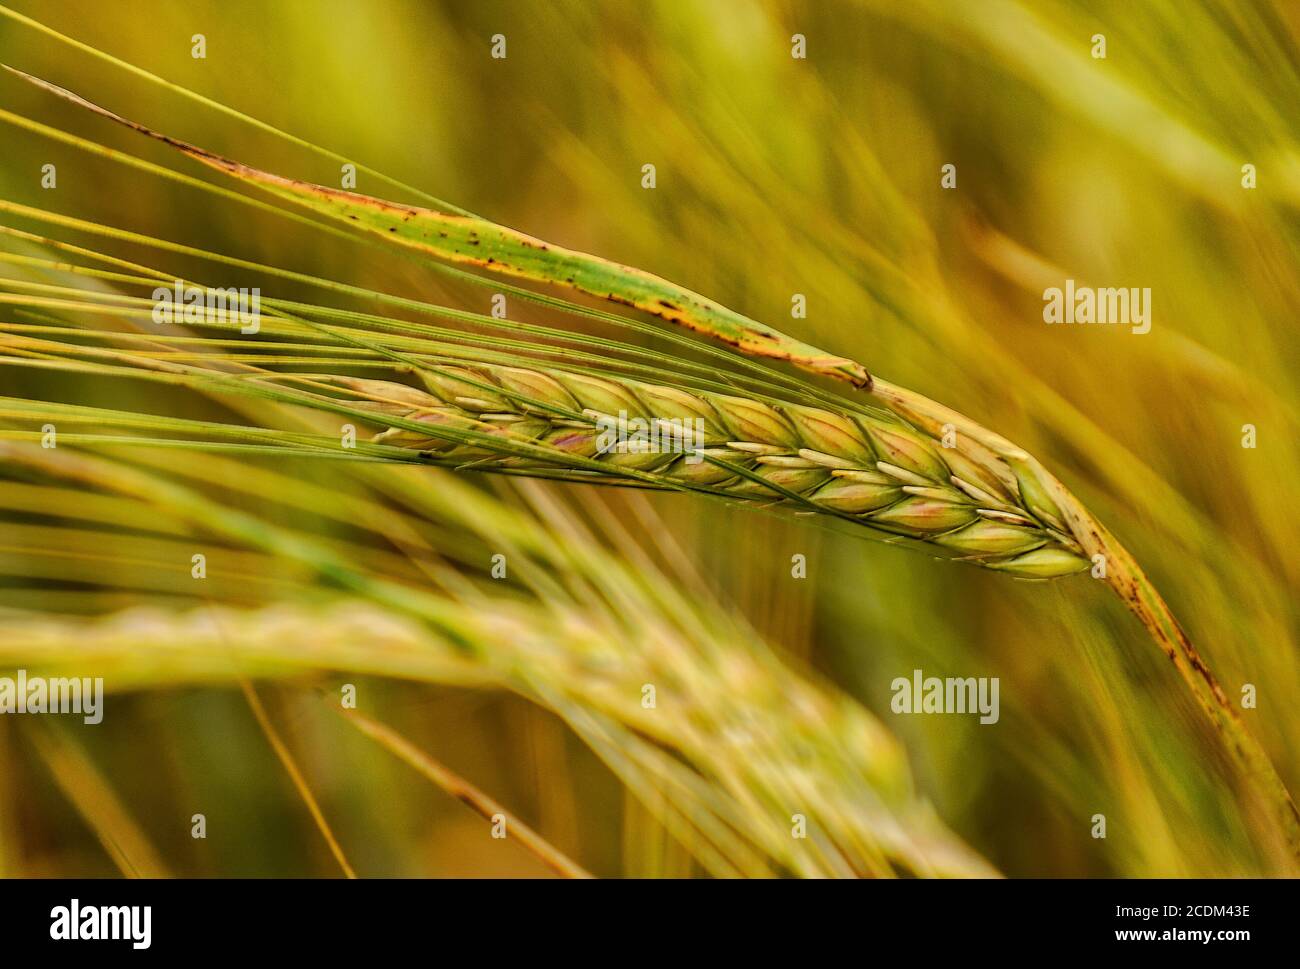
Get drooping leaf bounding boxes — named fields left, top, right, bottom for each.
left=5, top=66, right=873, bottom=391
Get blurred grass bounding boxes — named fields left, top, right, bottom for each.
left=0, top=0, right=1296, bottom=875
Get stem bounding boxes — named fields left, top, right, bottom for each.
left=871, top=379, right=1300, bottom=859
left=1045, top=468, right=1300, bottom=860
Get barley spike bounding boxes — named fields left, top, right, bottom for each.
left=324, top=366, right=1089, bottom=578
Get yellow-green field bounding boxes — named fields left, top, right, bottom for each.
left=0, top=0, right=1296, bottom=877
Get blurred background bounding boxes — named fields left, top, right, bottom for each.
left=0, top=0, right=1297, bottom=876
